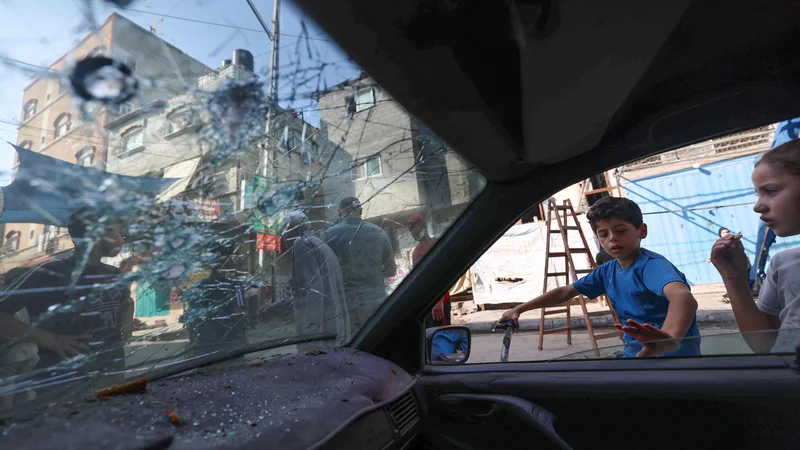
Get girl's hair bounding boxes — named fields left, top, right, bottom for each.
left=718, top=227, right=730, bottom=237
left=756, top=138, right=800, bottom=175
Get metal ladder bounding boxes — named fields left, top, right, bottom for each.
left=538, top=198, right=623, bottom=356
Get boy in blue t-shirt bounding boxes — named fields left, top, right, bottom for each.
left=501, top=197, right=701, bottom=358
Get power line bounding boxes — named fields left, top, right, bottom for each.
left=0, top=55, right=58, bottom=72
left=105, top=5, right=335, bottom=42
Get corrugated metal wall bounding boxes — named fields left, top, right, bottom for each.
left=622, top=154, right=800, bottom=285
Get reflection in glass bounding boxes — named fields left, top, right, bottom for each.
left=429, top=327, right=470, bottom=364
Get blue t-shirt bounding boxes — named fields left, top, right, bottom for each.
left=572, top=248, right=701, bottom=358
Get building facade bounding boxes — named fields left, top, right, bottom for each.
left=0, top=13, right=208, bottom=273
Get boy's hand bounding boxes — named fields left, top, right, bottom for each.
left=500, top=307, right=521, bottom=329
left=710, top=235, right=749, bottom=279
left=615, top=319, right=679, bottom=357
left=34, top=330, right=91, bottom=360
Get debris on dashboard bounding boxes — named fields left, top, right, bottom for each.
left=96, top=377, right=149, bottom=398
left=166, top=409, right=188, bottom=426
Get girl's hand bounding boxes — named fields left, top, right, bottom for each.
left=710, top=235, right=749, bottom=279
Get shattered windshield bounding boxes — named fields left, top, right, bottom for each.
left=0, top=0, right=485, bottom=412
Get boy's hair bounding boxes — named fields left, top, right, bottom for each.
left=66, top=206, right=99, bottom=240
left=586, top=197, right=644, bottom=231
left=756, top=138, right=800, bottom=175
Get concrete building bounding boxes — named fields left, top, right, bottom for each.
left=315, top=75, right=483, bottom=238
left=0, top=13, right=208, bottom=273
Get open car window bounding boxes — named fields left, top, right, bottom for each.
left=453, top=122, right=800, bottom=364
left=0, top=0, right=485, bottom=412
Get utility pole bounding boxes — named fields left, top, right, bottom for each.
left=247, top=0, right=281, bottom=301
left=264, top=0, right=280, bottom=303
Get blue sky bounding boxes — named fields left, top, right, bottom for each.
left=0, top=0, right=359, bottom=184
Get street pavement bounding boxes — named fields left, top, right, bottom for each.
left=468, top=322, right=746, bottom=363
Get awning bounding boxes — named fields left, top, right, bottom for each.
left=156, top=157, right=202, bottom=204
left=0, top=144, right=177, bottom=226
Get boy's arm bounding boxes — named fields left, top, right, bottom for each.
left=660, top=282, right=698, bottom=339
left=501, top=285, right=580, bottom=326
left=617, top=282, right=697, bottom=357
left=0, top=311, right=90, bottom=359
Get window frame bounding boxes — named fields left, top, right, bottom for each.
left=76, top=145, right=95, bottom=167
left=353, top=154, right=382, bottom=180
left=166, top=105, right=194, bottom=135
left=23, top=100, right=37, bottom=121
left=54, top=113, right=72, bottom=139
left=345, top=88, right=377, bottom=116
left=120, top=126, right=145, bottom=157
left=5, top=231, right=20, bottom=251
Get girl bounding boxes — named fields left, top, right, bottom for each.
left=711, top=139, right=800, bottom=353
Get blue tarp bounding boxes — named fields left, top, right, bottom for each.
left=0, top=143, right=178, bottom=226
left=771, top=117, right=800, bottom=148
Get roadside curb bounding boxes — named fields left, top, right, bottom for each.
left=461, top=309, right=735, bottom=334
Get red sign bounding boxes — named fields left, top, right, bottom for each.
left=257, top=233, right=281, bottom=252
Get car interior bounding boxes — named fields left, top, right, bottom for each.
left=3, top=0, right=800, bottom=449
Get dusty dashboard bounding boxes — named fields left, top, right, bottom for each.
left=0, top=348, right=420, bottom=450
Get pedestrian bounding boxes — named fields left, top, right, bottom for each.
left=179, top=240, right=248, bottom=358
left=710, top=138, right=800, bottom=353
left=501, top=197, right=701, bottom=358
left=322, top=197, right=396, bottom=332
left=281, top=211, right=350, bottom=351
left=0, top=206, right=133, bottom=376
left=0, top=267, right=40, bottom=408
left=408, top=213, right=450, bottom=328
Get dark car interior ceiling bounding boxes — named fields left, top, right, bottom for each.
left=295, top=0, right=800, bottom=181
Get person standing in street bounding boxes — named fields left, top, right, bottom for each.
left=408, top=213, right=450, bottom=328
left=180, top=241, right=248, bottom=358
left=281, top=211, right=350, bottom=349
left=0, top=207, right=133, bottom=377
left=322, top=197, right=396, bottom=332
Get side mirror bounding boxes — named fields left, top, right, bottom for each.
left=426, top=325, right=471, bottom=365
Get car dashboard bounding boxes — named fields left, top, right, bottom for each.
left=0, top=348, right=422, bottom=450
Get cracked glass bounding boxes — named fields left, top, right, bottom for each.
left=0, top=0, right=485, bottom=414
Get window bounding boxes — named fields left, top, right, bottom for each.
left=76, top=146, right=95, bottom=167
left=41, top=136, right=45, bottom=145
left=46, top=93, right=51, bottom=102
left=19, top=140, right=32, bottom=150
left=54, top=113, right=71, bottom=138
left=311, top=141, right=320, bottom=160
left=286, top=132, right=299, bottom=150
left=120, top=126, right=144, bottom=156
left=29, top=230, right=34, bottom=240
left=23, top=100, right=37, bottom=121
left=166, top=105, right=193, bottom=134
left=116, top=102, right=134, bottom=116
left=355, top=155, right=382, bottom=179
left=346, top=88, right=376, bottom=116
left=5, top=231, right=20, bottom=251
